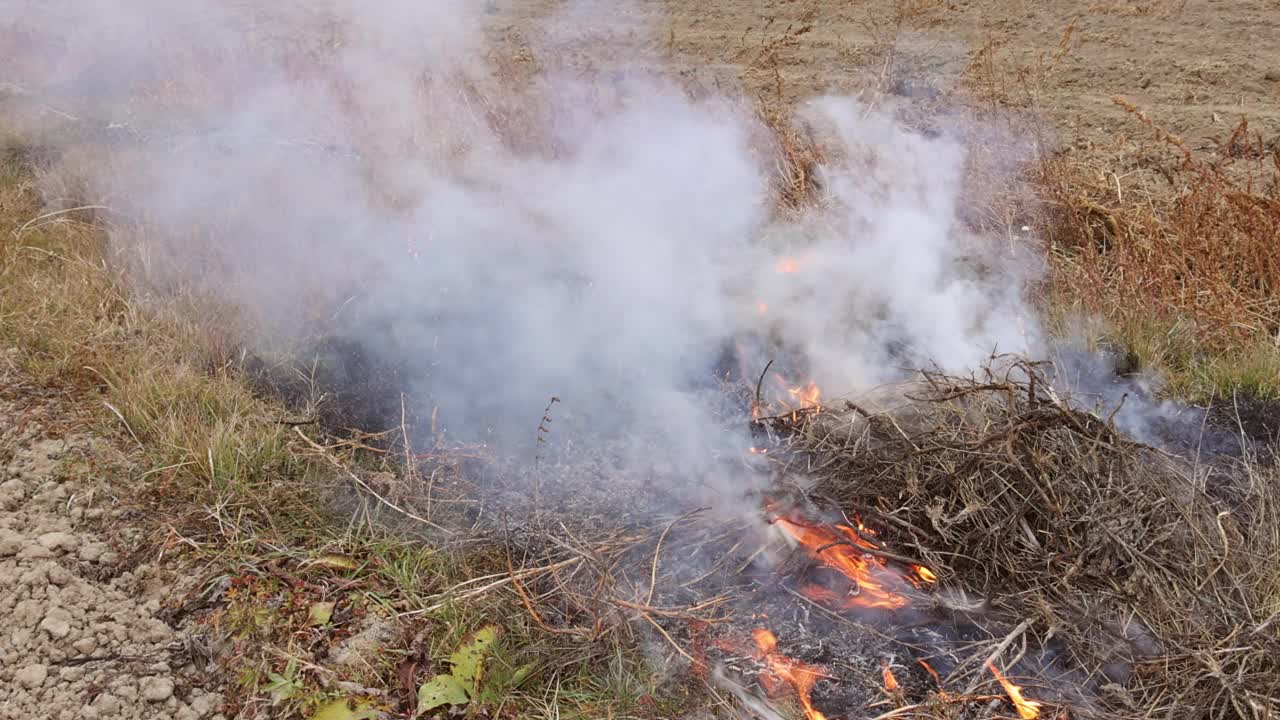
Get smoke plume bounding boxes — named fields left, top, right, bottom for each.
left=6, top=1, right=1046, bottom=485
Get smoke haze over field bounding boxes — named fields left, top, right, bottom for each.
left=5, top=1, right=1044, bottom=465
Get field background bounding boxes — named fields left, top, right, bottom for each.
left=499, top=0, right=1280, bottom=159
left=2, top=2, right=1279, bottom=719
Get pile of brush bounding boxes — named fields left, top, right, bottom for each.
left=758, top=358, right=1280, bottom=719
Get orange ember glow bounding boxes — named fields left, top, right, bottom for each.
left=881, top=662, right=900, bottom=692
left=752, top=628, right=829, bottom=720
left=757, top=301, right=769, bottom=316
left=775, top=256, right=802, bottom=274
left=773, top=376, right=822, bottom=411
left=918, top=659, right=943, bottom=688
left=788, top=381, right=821, bottom=408
left=986, top=662, right=1042, bottom=719
left=773, top=518, right=911, bottom=610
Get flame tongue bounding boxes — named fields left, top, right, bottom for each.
left=773, top=517, right=912, bottom=610
left=986, top=661, right=1042, bottom=719
left=881, top=661, right=899, bottom=692
left=751, top=628, right=829, bottom=720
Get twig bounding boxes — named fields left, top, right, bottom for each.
left=1251, top=610, right=1280, bottom=636
left=646, top=509, right=704, bottom=606
left=293, top=426, right=451, bottom=533
left=51, top=653, right=159, bottom=667
left=397, top=556, right=583, bottom=617
left=102, top=401, right=144, bottom=451
left=960, top=619, right=1032, bottom=693
left=13, top=205, right=115, bottom=238
left=753, top=359, right=774, bottom=421
left=503, top=517, right=581, bottom=636
left=533, top=396, right=560, bottom=523
left=812, top=537, right=926, bottom=569
left=639, top=611, right=697, bottom=665
left=611, top=596, right=732, bottom=622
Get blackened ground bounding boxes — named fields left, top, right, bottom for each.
left=702, top=565, right=1089, bottom=720
left=1205, top=393, right=1280, bottom=448
left=243, top=336, right=421, bottom=438
left=1050, top=345, right=1273, bottom=460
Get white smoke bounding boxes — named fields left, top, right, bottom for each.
left=5, top=0, right=1042, bottom=471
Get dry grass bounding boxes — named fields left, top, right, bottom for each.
left=0, top=146, right=691, bottom=719
left=4, top=9, right=1280, bottom=717
left=768, top=359, right=1280, bottom=719
left=1040, top=103, right=1280, bottom=398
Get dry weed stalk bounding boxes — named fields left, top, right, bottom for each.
left=764, top=358, right=1280, bottom=719
left=1044, top=99, right=1280, bottom=362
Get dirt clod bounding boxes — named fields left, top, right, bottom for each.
left=142, top=676, right=176, bottom=702
left=0, top=364, right=228, bottom=720
left=14, top=663, right=47, bottom=689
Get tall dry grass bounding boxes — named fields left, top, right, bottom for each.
left=1040, top=101, right=1280, bottom=397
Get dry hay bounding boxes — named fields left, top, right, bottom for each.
left=760, top=358, right=1280, bottom=719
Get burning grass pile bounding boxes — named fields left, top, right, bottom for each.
left=758, top=359, right=1280, bottom=718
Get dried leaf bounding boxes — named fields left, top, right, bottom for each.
left=397, top=656, right=420, bottom=714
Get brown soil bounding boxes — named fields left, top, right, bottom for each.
left=499, top=0, right=1280, bottom=164
left=0, top=352, right=226, bottom=720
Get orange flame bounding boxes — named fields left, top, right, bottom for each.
left=986, top=661, right=1042, bottom=719
left=757, top=301, right=769, bottom=316
left=773, top=518, right=911, bottom=610
left=914, top=565, right=938, bottom=584
left=918, top=659, right=943, bottom=688
left=788, top=381, right=821, bottom=408
left=773, top=376, right=822, bottom=411
left=775, top=256, right=802, bottom=274
left=881, top=662, right=900, bottom=692
left=752, top=628, right=828, bottom=720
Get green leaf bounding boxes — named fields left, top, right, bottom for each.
left=312, top=553, right=359, bottom=571
left=308, top=602, right=335, bottom=627
left=265, top=657, right=302, bottom=706
left=312, top=697, right=379, bottom=720
left=509, top=662, right=536, bottom=688
left=449, top=624, right=501, bottom=687
left=416, top=674, right=469, bottom=714
left=474, top=661, right=537, bottom=705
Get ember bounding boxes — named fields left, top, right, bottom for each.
left=768, top=375, right=822, bottom=413
left=986, top=661, right=1042, bottom=719
left=771, top=517, right=921, bottom=611
left=775, top=256, right=802, bottom=274
left=881, top=661, right=899, bottom=692
left=786, top=380, right=821, bottom=409
left=751, top=628, right=829, bottom=720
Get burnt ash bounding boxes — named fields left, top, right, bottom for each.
left=690, top=505, right=1092, bottom=719
left=234, top=344, right=1279, bottom=719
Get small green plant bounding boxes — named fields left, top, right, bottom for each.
left=311, top=697, right=380, bottom=720
left=417, top=624, right=535, bottom=716
left=264, top=657, right=304, bottom=706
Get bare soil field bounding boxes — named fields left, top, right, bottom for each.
left=0, top=357, right=226, bottom=720
left=505, top=0, right=1280, bottom=159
